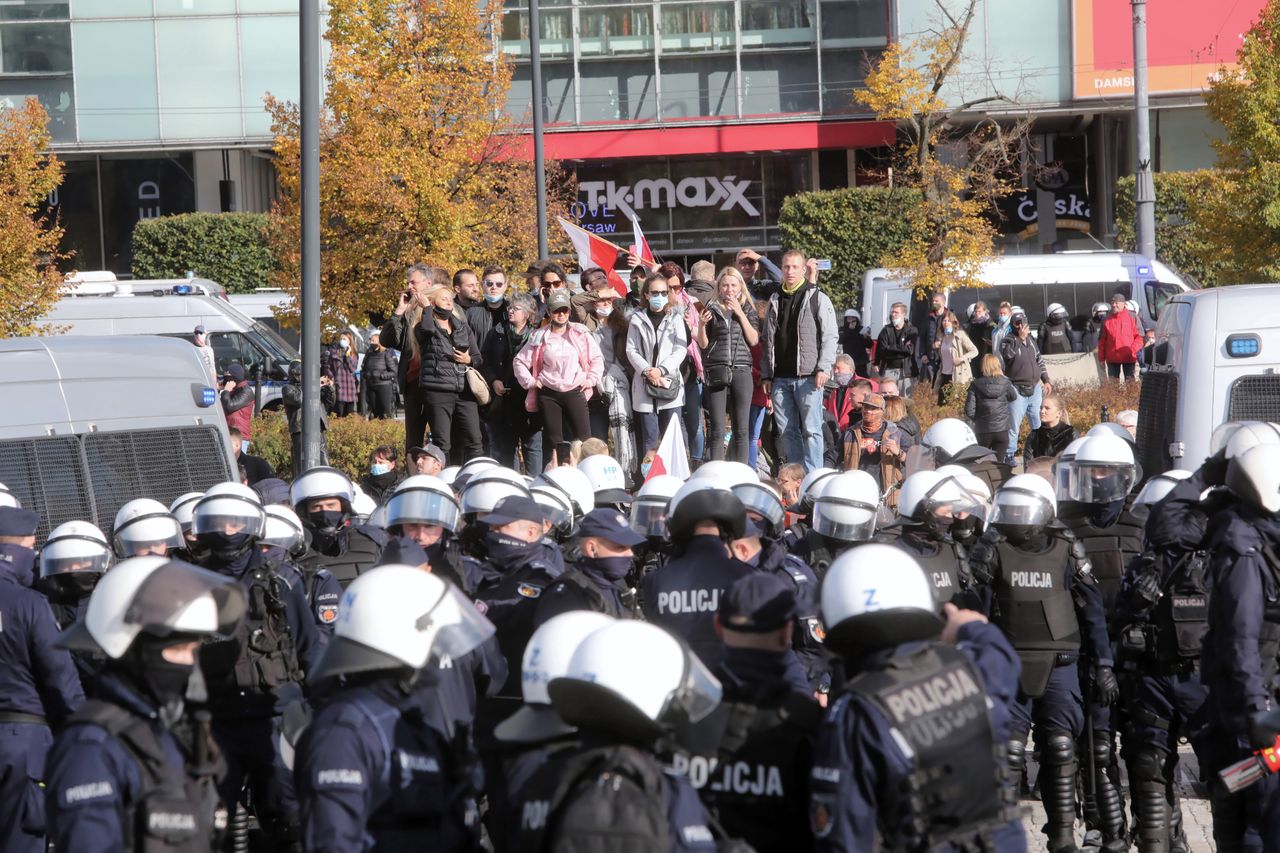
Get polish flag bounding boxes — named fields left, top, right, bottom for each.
left=557, top=216, right=628, bottom=298
left=647, top=416, right=691, bottom=482
left=631, top=215, right=656, bottom=265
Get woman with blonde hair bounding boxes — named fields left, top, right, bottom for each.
left=963, top=352, right=1017, bottom=459
left=695, top=266, right=759, bottom=462
left=383, top=264, right=445, bottom=455
left=414, top=282, right=483, bottom=464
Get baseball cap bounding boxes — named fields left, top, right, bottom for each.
left=484, top=495, right=546, bottom=527
left=410, top=444, right=447, bottom=466
left=0, top=506, right=39, bottom=537
left=376, top=536, right=429, bottom=569
left=547, top=290, right=572, bottom=312
left=225, top=363, right=246, bottom=382
left=577, top=508, right=645, bottom=548
left=862, top=392, right=885, bottom=410
left=719, top=573, right=798, bottom=634
left=194, top=324, right=206, bottom=335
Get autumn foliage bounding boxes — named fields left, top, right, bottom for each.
left=0, top=99, right=65, bottom=338
left=267, top=0, right=571, bottom=330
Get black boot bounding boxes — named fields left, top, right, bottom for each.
left=1091, top=730, right=1129, bottom=851
left=1128, top=749, right=1170, bottom=853
left=1042, top=729, right=1080, bottom=853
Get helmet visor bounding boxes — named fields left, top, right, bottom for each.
left=922, top=481, right=990, bottom=524
left=114, top=514, right=185, bottom=556
left=811, top=497, right=878, bottom=542
left=990, top=490, right=1053, bottom=528
left=41, top=550, right=110, bottom=578
left=532, top=493, right=574, bottom=535
left=732, top=483, right=783, bottom=531
left=420, top=583, right=496, bottom=661
left=260, top=518, right=304, bottom=552
left=669, top=648, right=722, bottom=725
left=388, top=489, right=461, bottom=533
left=130, top=560, right=247, bottom=637
left=1069, top=464, right=1135, bottom=503
left=630, top=497, right=669, bottom=538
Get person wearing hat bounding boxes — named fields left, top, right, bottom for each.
left=192, top=323, right=218, bottom=383
left=837, top=308, right=872, bottom=377
left=220, top=361, right=255, bottom=453
left=840, top=391, right=910, bottom=494
left=675, top=573, right=821, bottom=851
left=514, top=288, right=604, bottom=467
left=535, top=508, right=647, bottom=624
left=0, top=506, right=84, bottom=853
left=409, top=443, right=447, bottom=477
left=735, top=247, right=781, bottom=298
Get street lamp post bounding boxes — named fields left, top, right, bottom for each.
left=1131, top=0, right=1157, bottom=260
left=300, top=0, right=323, bottom=469
left=530, top=0, right=548, bottom=259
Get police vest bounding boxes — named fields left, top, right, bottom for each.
left=991, top=536, right=1080, bottom=697
left=1059, top=503, right=1144, bottom=612
left=846, top=645, right=1015, bottom=850
left=1255, top=544, right=1280, bottom=686
left=889, top=531, right=970, bottom=606
left=1149, top=550, right=1210, bottom=667
left=200, top=562, right=303, bottom=713
left=551, top=567, right=635, bottom=620
left=766, top=552, right=829, bottom=671
left=796, top=530, right=838, bottom=581
left=67, top=700, right=224, bottom=852
left=296, top=525, right=385, bottom=589
left=674, top=692, right=820, bottom=851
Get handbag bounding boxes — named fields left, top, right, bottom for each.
left=704, top=364, right=733, bottom=391
left=646, top=320, right=681, bottom=403
left=465, top=367, right=490, bottom=406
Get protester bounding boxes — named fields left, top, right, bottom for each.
left=964, top=353, right=1018, bottom=461
left=408, top=443, right=446, bottom=476
left=841, top=392, right=909, bottom=495
left=489, top=292, right=543, bottom=473
left=920, top=291, right=948, bottom=386
left=220, top=362, right=254, bottom=451
left=229, top=427, right=274, bottom=484
left=998, top=309, right=1052, bottom=464
left=362, top=331, right=398, bottom=419
left=326, top=333, right=359, bottom=417
left=838, top=309, right=872, bottom=376
left=936, top=309, right=978, bottom=404
left=966, top=301, right=996, bottom=374
left=659, top=261, right=706, bottom=468
left=192, top=323, right=217, bottom=380
left=626, top=271, right=688, bottom=455
left=415, top=283, right=484, bottom=465
left=1024, top=394, right=1077, bottom=465
left=696, top=267, right=759, bottom=463
left=359, top=444, right=405, bottom=506
left=383, top=263, right=440, bottom=456
left=874, top=301, right=918, bottom=398
left=825, top=361, right=869, bottom=435
left=1099, top=291, right=1144, bottom=381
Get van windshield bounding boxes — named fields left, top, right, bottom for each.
left=249, top=321, right=299, bottom=366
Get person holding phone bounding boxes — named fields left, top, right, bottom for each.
left=626, top=271, right=688, bottom=455
left=695, top=267, right=759, bottom=463
left=414, top=283, right=483, bottom=465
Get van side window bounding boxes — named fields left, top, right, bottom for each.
left=1144, top=281, right=1180, bottom=321
left=209, top=332, right=265, bottom=376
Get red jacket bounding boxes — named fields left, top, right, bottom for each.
left=1098, top=311, right=1143, bottom=364
left=823, top=376, right=880, bottom=432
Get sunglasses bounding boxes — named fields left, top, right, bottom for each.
left=483, top=279, right=505, bottom=288
left=670, top=283, right=684, bottom=291
left=544, top=279, right=564, bottom=286
left=551, top=307, right=571, bottom=315
left=649, top=289, right=669, bottom=295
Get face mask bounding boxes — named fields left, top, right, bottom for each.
left=133, top=641, right=194, bottom=707
left=370, top=462, right=392, bottom=476
left=891, top=317, right=904, bottom=328
left=432, top=305, right=452, bottom=319
left=308, top=509, right=346, bottom=536
left=196, top=532, right=255, bottom=564
left=0, top=543, right=36, bottom=587
left=999, top=315, right=1011, bottom=326
left=484, top=292, right=504, bottom=304
left=339, top=337, right=349, bottom=348
left=974, top=313, right=988, bottom=324
left=950, top=515, right=980, bottom=542
left=595, top=304, right=613, bottom=318
left=834, top=372, right=853, bottom=387
left=640, top=462, right=652, bottom=478
left=37, top=571, right=100, bottom=602
left=944, top=324, right=953, bottom=334
left=582, top=554, right=632, bottom=581
left=648, top=294, right=668, bottom=311
left=484, top=530, right=536, bottom=566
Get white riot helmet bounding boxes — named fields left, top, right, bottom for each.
left=1226, top=443, right=1280, bottom=514
left=797, top=467, right=838, bottom=512
left=844, top=308, right=859, bottom=320
left=935, top=465, right=993, bottom=503
left=495, top=611, right=616, bottom=744
left=1047, top=302, right=1069, bottom=322
left=191, top=482, right=266, bottom=540
left=40, top=520, right=111, bottom=584
left=1087, top=421, right=1135, bottom=445
left=689, top=461, right=755, bottom=488
left=261, top=505, right=306, bottom=555
left=578, top=455, right=631, bottom=505
left=811, top=470, right=880, bottom=543
left=820, top=544, right=942, bottom=654
left=990, top=474, right=1058, bottom=539
left=731, top=480, right=785, bottom=539
left=531, top=484, right=576, bottom=539
left=387, top=475, right=461, bottom=533
left=666, top=481, right=746, bottom=543
left=630, top=474, right=683, bottom=538
left=1133, top=469, right=1192, bottom=508
left=1092, top=302, right=1109, bottom=318
left=1053, top=436, right=1090, bottom=501
left=0, top=482, right=18, bottom=508
left=1066, top=434, right=1136, bottom=504
left=547, top=621, right=721, bottom=741
left=311, top=565, right=495, bottom=682
left=366, top=504, right=389, bottom=531
left=168, top=492, right=204, bottom=534
left=439, top=466, right=462, bottom=489
left=351, top=486, right=377, bottom=521
left=897, top=470, right=989, bottom=529
left=1224, top=422, right=1280, bottom=460
left=461, top=467, right=532, bottom=517
left=537, top=466, right=596, bottom=520
left=112, top=499, right=184, bottom=558
left=922, top=418, right=979, bottom=464
left=1209, top=421, right=1260, bottom=457
left=58, top=556, right=247, bottom=660
left=457, top=457, right=500, bottom=479
left=290, top=466, right=356, bottom=515
left=1125, top=299, right=1139, bottom=315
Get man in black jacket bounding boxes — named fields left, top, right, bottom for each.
left=470, top=266, right=510, bottom=456
left=362, top=332, right=399, bottom=419
left=998, top=312, right=1052, bottom=465
left=874, top=301, right=918, bottom=397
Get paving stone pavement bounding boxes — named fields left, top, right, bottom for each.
left=1020, top=745, right=1216, bottom=852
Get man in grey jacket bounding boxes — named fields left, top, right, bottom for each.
left=761, top=250, right=838, bottom=472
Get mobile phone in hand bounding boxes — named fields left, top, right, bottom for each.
left=816, top=259, right=833, bottom=271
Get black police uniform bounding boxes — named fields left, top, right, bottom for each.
left=46, top=674, right=223, bottom=853
left=294, top=520, right=388, bottom=590
left=881, top=523, right=983, bottom=611
left=535, top=560, right=638, bottom=623
left=752, top=537, right=831, bottom=694
left=0, top=532, right=85, bottom=853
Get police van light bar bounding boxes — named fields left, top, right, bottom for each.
left=192, top=384, right=218, bottom=407
left=1226, top=334, right=1261, bottom=359
left=172, top=284, right=195, bottom=295
left=1137, top=265, right=1151, bottom=276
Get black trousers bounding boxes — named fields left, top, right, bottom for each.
left=368, top=383, right=396, bottom=419
left=402, top=384, right=428, bottom=459
left=976, top=430, right=1010, bottom=462
left=702, top=366, right=753, bottom=463
left=332, top=401, right=355, bottom=418
left=422, top=388, right=483, bottom=464
left=539, top=387, right=591, bottom=462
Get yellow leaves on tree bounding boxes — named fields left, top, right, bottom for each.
left=856, top=0, right=1026, bottom=296
left=268, top=0, right=571, bottom=331
left=0, top=99, right=65, bottom=338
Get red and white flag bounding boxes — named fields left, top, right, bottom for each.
left=557, top=216, right=628, bottom=298
left=647, top=416, right=690, bottom=482
left=631, top=215, right=656, bottom=265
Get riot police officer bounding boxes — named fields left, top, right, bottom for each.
left=578, top=454, right=633, bottom=513
left=779, top=466, right=837, bottom=552
left=111, top=498, right=186, bottom=558
left=642, top=480, right=749, bottom=669
left=169, top=491, right=206, bottom=562
left=880, top=469, right=987, bottom=610
left=46, top=555, right=245, bottom=852
left=792, top=469, right=880, bottom=579
left=386, top=474, right=476, bottom=593
left=1114, top=469, right=1208, bottom=853
left=38, top=519, right=112, bottom=687
left=459, top=466, right=535, bottom=559
left=1199, top=443, right=1280, bottom=849
left=1056, top=433, right=1142, bottom=850
left=260, top=504, right=342, bottom=634
left=677, top=572, right=820, bottom=850
left=921, top=417, right=1013, bottom=494
left=808, top=544, right=1025, bottom=851
left=291, top=466, right=387, bottom=589
left=972, top=473, right=1114, bottom=853
left=190, top=482, right=321, bottom=850
left=515, top=620, right=722, bottom=851
left=0, top=506, right=84, bottom=853
left=295, top=564, right=495, bottom=851
left=536, top=508, right=646, bottom=623
left=627, top=473, right=683, bottom=604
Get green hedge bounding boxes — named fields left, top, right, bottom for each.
left=132, top=212, right=275, bottom=293
left=777, top=187, right=922, bottom=311
left=251, top=410, right=408, bottom=482
left=1114, top=171, right=1225, bottom=287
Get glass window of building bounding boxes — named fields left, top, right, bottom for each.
left=820, top=0, right=889, bottom=43
left=0, top=21, right=71, bottom=73
left=579, top=3, right=654, bottom=58
left=740, top=0, right=814, bottom=50
left=154, top=0, right=236, bottom=15
left=821, top=47, right=879, bottom=115
left=508, top=61, right=576, bottom=124
left=70, top=0, right=152, bottom=16
left=156, top=17, right=242, bottom=138
left=241, top=15, right=298, bottom=138
left=72, top=19, right=159, bottom=141
left=501, top=0, right=573, bottom=59
left=659, top=55, right=735, bottom=120
left=1, top=0, right=67, bottom=21
left=741, top=51, right=818, bottom=115
left=658, top=2, right=733, bottom=54
left=579, top=57, right=656, bottom=122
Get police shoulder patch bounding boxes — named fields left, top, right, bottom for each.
left=317, top=605, right=338, bottom=625
left=807, top=617, right=826, bottom=643
left=517, top=583, right=543, bottom=599
left=809, top=793, right=837, bottom=838
left=473, top=599, right=488, bottom=615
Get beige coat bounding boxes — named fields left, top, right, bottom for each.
left=943, top=329, right=979, bottom=385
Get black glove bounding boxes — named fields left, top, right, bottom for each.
left=1094, top=666, right=1120, bottom=706
left=1131, top=571, right=1162, bottom=612
left=1248, top=707, right=1280, bottom=752
left=1200, top=449, right=1229, bottom=488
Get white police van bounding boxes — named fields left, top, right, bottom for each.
left=860, top=252, right=1194, bottom=339
left=37, top=272, right=298, bottom=409
left=1137, top=283, right=1280, bottom=477
left=0, top=335, right=237, bottom=541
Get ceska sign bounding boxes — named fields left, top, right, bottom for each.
left=578, top=175, right=760, bottom=224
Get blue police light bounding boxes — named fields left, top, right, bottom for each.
left=1226, top=334, right=1261, bottom=358
left=172, top=283, right=195, bottom=295
left=1137, top=265, right=1151, bottom=276
left=200, top=386, right=218, bottom=407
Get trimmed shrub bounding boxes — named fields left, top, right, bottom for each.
left=132, top=212, right=275, bottom=293
left=1114, top=171, right=1225, bottom=286
left=777, top=186, right=923, bottom=312
left=250, top=411, right=407, bottom=482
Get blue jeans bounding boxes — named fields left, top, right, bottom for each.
left=683, top=375, right=704, bottom=463
left=770, top=376, right=825, bottom=472
left=747, top=403, right=768, bottom=471
left=1007, top=383, right=1043, bottom=464
left=640, top=408, right=678, bottom=454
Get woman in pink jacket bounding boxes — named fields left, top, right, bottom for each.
left=1097, top=292, right=1144, bottom=381
left=514, top=289, right=605, bottom=466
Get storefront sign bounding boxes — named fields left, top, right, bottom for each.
left=577, top=175, right=760, bottom=223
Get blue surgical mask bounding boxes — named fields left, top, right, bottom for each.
left=370, top=462, right=392, bottom=476
left=641, top=462, right=652, bottom=478
left=484, top=292, right=504, bottom=304
left=648, top=294, right=668, bottom=311
left=944, top=324, right=953, bottom=334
